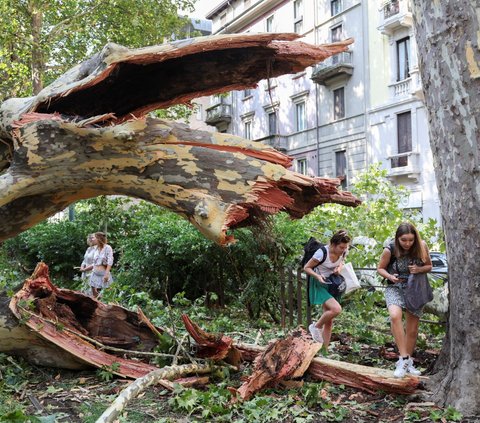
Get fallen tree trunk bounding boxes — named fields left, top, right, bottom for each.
left=234, top=343, right=423, bottom=395
left=1, top=263, right=165, bottom=378
left=0, top=294, right=89, bottom=370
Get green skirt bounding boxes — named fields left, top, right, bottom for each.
left=308, top=276, right=334, bottom=305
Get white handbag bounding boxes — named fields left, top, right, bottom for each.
left=341, top=262, right=361, bottom=294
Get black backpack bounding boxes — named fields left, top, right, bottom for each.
left=301, top=237, right=327, bottom=268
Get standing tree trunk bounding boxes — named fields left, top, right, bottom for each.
left=413, top=0, right=480, bottom=416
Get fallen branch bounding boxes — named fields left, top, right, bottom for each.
left=95, top=362, right=213, bottom=423
left=235, top=343, right=424, bottom=395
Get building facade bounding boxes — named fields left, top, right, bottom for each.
left=198, top=0, right=441, bottom=221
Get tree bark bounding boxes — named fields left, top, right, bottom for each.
left=412, top=0, right=480, bottom=416
left=0, top=34, right=359, bottom=245
left=0, top=294, right=89, bottom=370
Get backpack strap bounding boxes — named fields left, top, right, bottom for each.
left=316, top=245, right=328, bottom=266
left=387, top=242, right=396, bottom=269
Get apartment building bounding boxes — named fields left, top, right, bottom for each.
left=367, top=0, right=440, bottom=220
left=197, top=0, right=441, bottom=221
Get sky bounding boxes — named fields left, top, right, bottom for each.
left=188, top=0, right=214, bottom=19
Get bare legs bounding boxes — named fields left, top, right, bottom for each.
left=91, top=287, right=101, bottom=298
left=388, top=304, right=419, bottom=356
left=314, top=297, right=342, bottom=349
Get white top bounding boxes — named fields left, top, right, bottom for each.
left=312, top=245, right=346, bottom=277
left=81, top=246, right=96, bottom=279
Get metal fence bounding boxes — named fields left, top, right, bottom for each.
left=278, top=267, right=448, bottom=329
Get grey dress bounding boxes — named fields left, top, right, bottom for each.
left=385, top=255, right=423, bottom=317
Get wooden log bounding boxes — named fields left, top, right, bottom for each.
left=182, top=318, right=424, bottom=396
left=235, top=343, right=423, bottom=395
left=181, top=314, right=242, bottom=366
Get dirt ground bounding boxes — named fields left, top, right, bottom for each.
left=6, top=342, right=471, bottom=423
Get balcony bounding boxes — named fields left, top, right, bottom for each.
left=378, top=0, right=413, bottom=36
left=205, top=103, right=232, bottom=127
left=387, top=151, right=420, bottom=181
left=388, top=70, right=424, bottom=100
left=311, top=52, right=353, bottom=86
left=255, top=134, right=288, bottom=152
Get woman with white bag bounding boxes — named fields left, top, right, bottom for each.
left=303, top=230, right=351, bottom=350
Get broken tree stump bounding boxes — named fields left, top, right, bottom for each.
left=182, top=314, right=242, bottom=366
left=236, top=328, right=321, bottom=401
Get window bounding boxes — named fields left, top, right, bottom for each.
left=331, top=0, right=342, bottom=16
left=220, top=13, right=227, bottom=25
left=331, top=25, right=343, bottom=64
left=244, top=121, right=252, bottom=140
left=295, top=101, right=306, bottom=131
left=297, top=158, right=307, bottom=175
left=394, top=111, right=412, bottom=167
left=268, top=111, right=277, bottom=135
left=333, top=87, right=345, bottom=120
left=266, top=15, right=274, bottom=32
left=397, top=37, right=411, bottom=81
left=243, top=89, right=252, bottom=98
left=195, top=104, right=202, bottom=120
left=294, top=0, right=303, bottom=33
left=331, top=24, right=343, bottom=42
left=335, top=150, right=347, bottom=189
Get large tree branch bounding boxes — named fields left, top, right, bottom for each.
left=0, top=33, right=359, bottom=244
left=1, top=115, right=359, bottom=244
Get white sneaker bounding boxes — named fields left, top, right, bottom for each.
left=308, top=323, right=323, bottom=344
left=407, top=357, right=421, bottom=376
left=393, top=357, right=409, bottom=378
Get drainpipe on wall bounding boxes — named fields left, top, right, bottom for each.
left=362, top=0, right=372, bottom=169
left=314, top=4, right=321, bottom=177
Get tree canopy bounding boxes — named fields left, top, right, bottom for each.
left=0, top=0, right=196, bottom=99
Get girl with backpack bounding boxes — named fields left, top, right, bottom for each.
left=377, top=222, right=432, bottom=378
left=303, top=230, right=351, bottom=350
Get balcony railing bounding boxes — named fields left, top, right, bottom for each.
left=378, top=0, right=413, bottom=35
left=389, top=78, right=411, bottom=98
left=388, top=69, right=424, bottom=100
left=205, top=103, right=232, bottom=126
left=311, top=51, right=353, bottom=85
left=387, top=151, right=420, bottom=180
left=255, top=134, right=288, bottom=152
